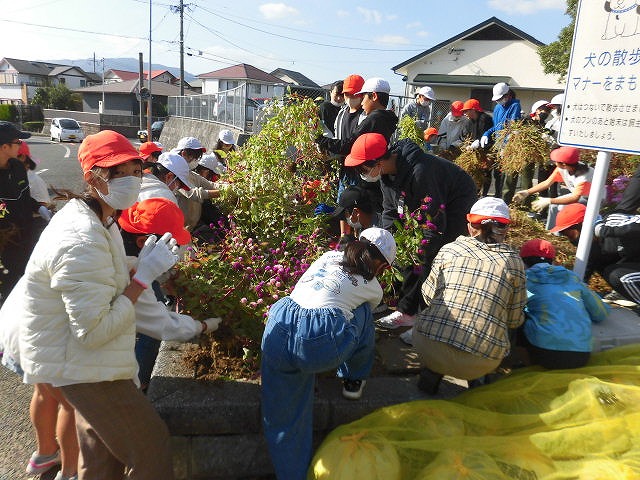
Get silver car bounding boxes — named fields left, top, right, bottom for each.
left=50, top=118, right=84, bottom=143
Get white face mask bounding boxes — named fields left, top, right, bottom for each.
left=96, top=175, right=141, bottom=210
left=346, top=214, right=362, bottom=230
left=166, top=175, right=180, bottom=192
left=347, top=97, right=362, bottom=109
left=330, top=99, right=344, bottom=107
left=360, top=172, right=381, bottom=183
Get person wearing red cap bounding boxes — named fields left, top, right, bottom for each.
left=118, top=198, right=222, bottom=390
left=139, top=141, right=163, bottom=163
left=513, top=146, right=598, bottom=231
left=1, top=130, right=179, bottom=479
left=518, top=238, right=608, bottom=369
left=412, top=197, right=526, bottom=393
left=435, top=100, right=471, bottom=161
left=345, top=133, right=477, bottom=329
left=423, top=127, right=439, bottom=153
left=462, top=98, right=502, bottom=198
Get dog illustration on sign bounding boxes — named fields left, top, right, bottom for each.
left=602, top=0, right=640, bottom=39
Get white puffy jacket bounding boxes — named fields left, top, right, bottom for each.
left=13, top=199, right=137, bottom=387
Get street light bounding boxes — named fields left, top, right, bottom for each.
left=100, top=58, right=105, bottom=114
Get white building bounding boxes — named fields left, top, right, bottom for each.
left=198, top=63, right=284, bottom=99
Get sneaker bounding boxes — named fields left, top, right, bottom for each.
left=375, top=310, right=416, bottom=329
left=399, top=328, right=414, bottom=346
left=417, top=368, right=443, bottom=395
left=372, top=301, right=389, bottom=315
left=603, top=291, right=638, bottom=307
left=342, top=379, right=366, bottom=400
left=26, top=450, right=61, bottom=475
left=54, top=472, right=78, bottom=480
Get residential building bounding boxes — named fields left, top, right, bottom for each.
left=198, top=63, right=284, bottom=99
left=270, top=68, right=319, bottom=88
left=391, top=17, right=565, bottom=117
left=104, top=69, right=179, bottom=85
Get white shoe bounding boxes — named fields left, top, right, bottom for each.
left=399, top=328, right=414, bottom=346
left=375, top=311, right=416, bottom=329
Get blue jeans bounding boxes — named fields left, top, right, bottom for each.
left=261, top=297, right=374, bottom=480
left=135, top=281, right=165, bottom=389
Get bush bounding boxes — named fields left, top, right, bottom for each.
left=0, top=104, right=17, bottom=122
left=22, top=121, right=44, bottom=132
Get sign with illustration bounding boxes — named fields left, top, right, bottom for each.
left=559, top=0, right=640, bottom=153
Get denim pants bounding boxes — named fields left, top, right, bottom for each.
left=261, top=297, right=374, bottom=480
left=135, top=281, right=165, bottom=388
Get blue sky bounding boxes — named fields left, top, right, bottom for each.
left=1, top=0, right=571, bottom=95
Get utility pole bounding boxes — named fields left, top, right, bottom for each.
left=147, top=0, right=152, bottom=135
left=180, top=0, right=184, bottom=96
left=138, top=52, right=144, bottom=131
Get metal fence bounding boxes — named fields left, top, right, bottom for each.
left=168, top=84, right=251, bottom=132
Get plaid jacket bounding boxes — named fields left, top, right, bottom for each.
left=416, top=235, right=527, bottom=360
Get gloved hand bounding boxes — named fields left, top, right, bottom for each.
left=531, top=197, right=551, bottom=213
left=133, top=232, right=179, bottom=288
left=468, top=139, right=480, bottom=150
left=594, top=221, right=604, bottom=238
left=137, top=234, right=158, bottom=262
left=512, top=190, right=530, bottom=204
left=480, top=135, right=489, bottom=148
left=38, top=205, right=53, bottom=222
left=201, top=317, right=222, bottom=334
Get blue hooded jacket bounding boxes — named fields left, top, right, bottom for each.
left=483, top=98, right=522, bottom=139
left=524, top=263, right=609, bottom=352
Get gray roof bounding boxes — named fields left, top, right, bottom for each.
left=270, top=68, right=319, bottom=87
left=2, top=57, right=101, bottom=82
left=74, top=78, right=194, bottom=96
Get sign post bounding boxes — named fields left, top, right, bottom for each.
left=558, top=0, right=640, bottom=279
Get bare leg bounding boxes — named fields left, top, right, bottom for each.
left=30, top=384, right=59, bottom=456
left=44, top=384, right=79, bottom=477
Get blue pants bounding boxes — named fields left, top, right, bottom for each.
left=261, top=297, right=374, bottom=480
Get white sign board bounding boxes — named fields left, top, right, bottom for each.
left=559, top=0, right=640, bottom=154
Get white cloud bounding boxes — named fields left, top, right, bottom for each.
left=375, top=35, right=410, bottom=45
left=416, top=30, right=429, bottom=38
left=357, top=7, right=383, bottom=24
left=259, top=3, right=299, bottom=20
left=337, top=9, right=349, bottom=18
left=386, top=14, right=398, bottom=21
left=487, top=0, right=565, bottom=14
left=406, top=21, right=422, bottom=29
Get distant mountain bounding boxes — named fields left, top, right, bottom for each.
left=42, top=57, right=196, bottom=81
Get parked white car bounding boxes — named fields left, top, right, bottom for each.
left=50, top=118, right=84, bottom=143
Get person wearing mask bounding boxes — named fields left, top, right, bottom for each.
left=481, top=82, right=522, bottom=204
left=5, top=130, right=178, bottom=479
left=436, top=101, right=471, bottom=161
left=213, top=129, right=237, bottom=164
left=142, top=151, right=194, bottom=204
left=330, top=185, right=377, bottom=240
left=518, top=239, right=608, bottom=369
left=463, top=98, right=500, bottom=197
left=545, top=92, right=564, bottom=141
left=318, top=80, right=344, bottom=136
left=400, top=85, right=436, bottom=131
left=412, top=197, right=527, bottom=394
left=0, top=122, right=38, bottom=304
left=343, top=133, right=477, bottom=331
left=513, top=147, right=598, bottom=231
left=526, top=100, right=557, bottom=201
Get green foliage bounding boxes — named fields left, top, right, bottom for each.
left=397, top=114, right=425, bottom=151
left=0, top=104, right=17, bottom=122
left=22, top=121, right=44, bottom=132
left=32, top=88, right=50, bottom=108
left=538, top=0, right=578, bottom=82
left=31, top=83, right=78, bottom=110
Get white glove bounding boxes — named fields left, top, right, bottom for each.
left=469, top=139, right=480, bottom=150
left=137, top=234, right=158, bottom=262
left=531, top=197, right=551, bottom=213
left=133, top=232, right=179, bottom=288
left=480, top=136, right=489, bottom=148
left=512, top=190, right=529, bottom=205
left=202, top=317, right=222, bottom=334
left=38, top=205, right=53, bottom=222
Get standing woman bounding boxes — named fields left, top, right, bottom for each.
left=14, top=130, right=178, bottom=479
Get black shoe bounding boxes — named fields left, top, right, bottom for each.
left=417, top=368, right=443, bottom=395
left=342, top=379, right=366, bottom=400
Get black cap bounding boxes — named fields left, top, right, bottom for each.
left=0, top=121, right=31, bottom=144
left=332, top=185, right=375, bottom=220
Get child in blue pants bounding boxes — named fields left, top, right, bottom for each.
left=261, top=227, right=396, bottom=480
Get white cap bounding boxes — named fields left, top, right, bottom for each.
left=176, top=136, right=206, bottom=151
left=468, top=197, right=510, bottom=223
left=416, top=86, right=436, bottom=101
left=549, top=93, right=565, bottom=106
left=355, top=77, right=391, bottom=95
left=491, top=82, right=510, bottom=101
left=198, top=153, right=227, bottom=175
left=158, top=152, right=194, bottom=189
left=530, top=100, right=550, bottom=115
left=359, top=227, right=397, bottom=266
left=218, top=129, right=235, bottom=145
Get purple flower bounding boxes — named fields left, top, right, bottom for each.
left=399, top=213, right=405, bottom=219
left=439, top=204, right=446, bottom=210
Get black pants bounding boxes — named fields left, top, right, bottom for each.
left=603, top=262, right=640, bottom=304
left=517, top=327, right=590, bottom=369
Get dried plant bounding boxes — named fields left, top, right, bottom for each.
left=493, top=120, right=552, bottom=174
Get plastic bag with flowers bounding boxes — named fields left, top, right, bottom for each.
left=602, top=175, right=630, bottom=212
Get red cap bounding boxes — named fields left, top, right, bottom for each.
left=550, top=146, right=580, bottom=165
left=342, top=74, right=365, bottom=95
left=462, top=98, right=482, bottom=112
left=344, top=133, right=388, bottom=166
left=549, top=203, right=586, bottom=233
left=423, top=127, right=438, bottom=140
left=17, top=141, right=31, bottom=157
left=118, top=198, right=191, bottom=246
left=520, top=239, right=556, bottom=259
left=78, top=130, right=141, bottom=173
left=139, top=141, right=163, bottom=157
left=451, top=101, right=464, bottom=117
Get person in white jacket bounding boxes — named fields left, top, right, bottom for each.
left=118, top=197, right=222, bottom=390
left=6, top=130, right=179, bottom=480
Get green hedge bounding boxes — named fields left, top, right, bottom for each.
left=23, top=121, right=44, bottom=132
left=0, top=104, right=17, bottom=122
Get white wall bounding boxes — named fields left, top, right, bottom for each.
left=201, top=78, right=220, bottom=95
